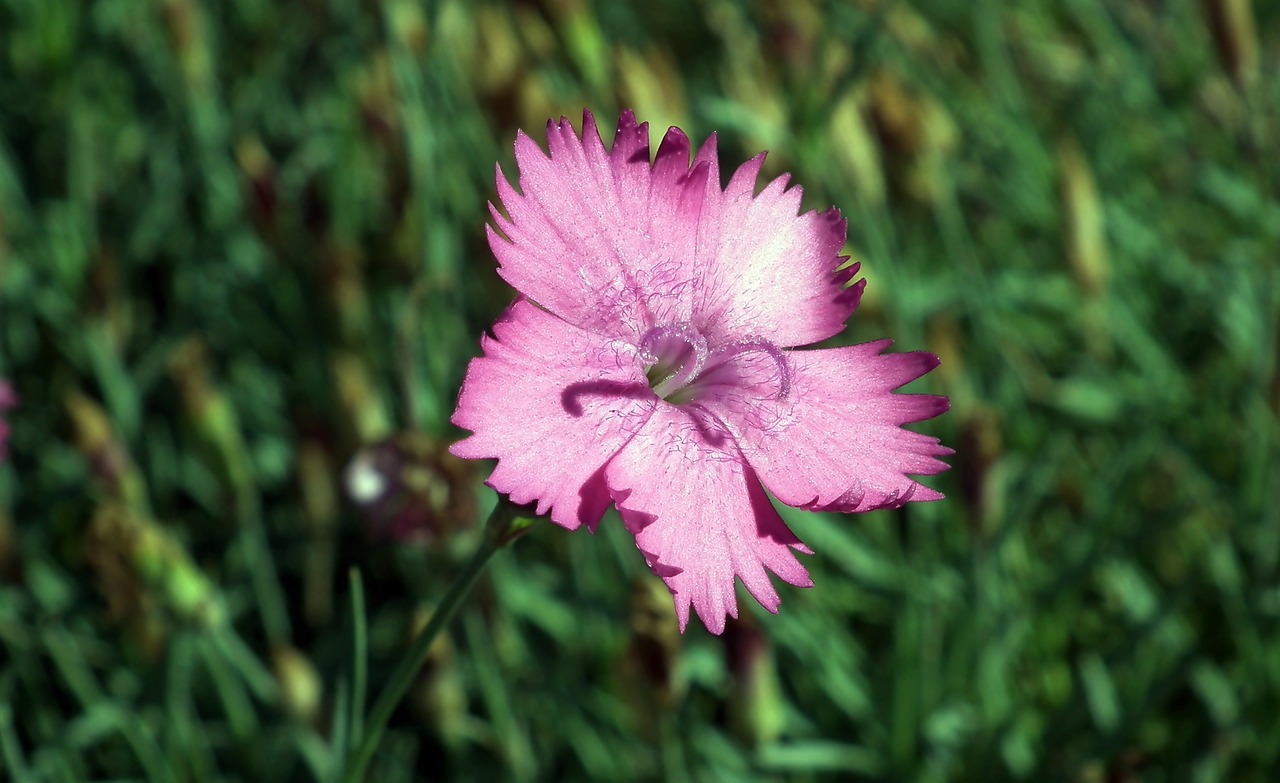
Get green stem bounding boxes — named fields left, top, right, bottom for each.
left=342, top=498, right=532, bottom=783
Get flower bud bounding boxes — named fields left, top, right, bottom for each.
left=86, top=503, right=226, bottom=632
left=271, top=645, right=323, bottom=725
left=1202, top=0, right=1258, bottom=89
left=723, top=612, right=785, bottom=747
left=621, top=578, right=683, bottom=736
left=65, top=390, right=147, bottom=508
left=344, top=432, right=474, bottom=543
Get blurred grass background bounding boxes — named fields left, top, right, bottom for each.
left=1, top=0, right=1278, bottom=780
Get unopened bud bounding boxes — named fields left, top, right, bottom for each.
left=272, top=645, right=323, bottom=725
left=1059, top=138, right=1109, bottom=296
left=87, top=503, right=225, bottom=630
left=621, top=578, right=683, bottom=738
left=65, top=391, right=147, bottom=508
left=723, top=612, right=785, bottom=747
left=1202, top=0, right=1258, bottom=89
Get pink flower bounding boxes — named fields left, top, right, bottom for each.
left=0, top=380, right=15, bottom=460
left=451, top=110, right=951, bottom=633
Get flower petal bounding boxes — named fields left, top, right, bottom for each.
left=692, top=158, right=863, bottom=348
left=701, top=340, right=952, bottom=513
left=450, top=299, right=657, bottom=530
left=605, top=406, right=812, bottom=634
left=488, top=110, right=709, bottom=339
left=488, top=110, right=860, bottom=350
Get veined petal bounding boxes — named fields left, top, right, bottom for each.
left=450, top=300, right=657, bottom=530
left=488, top=110, right=708, bottom=339
left=692, top=157, right=862, bottom=348
left=703, top=340, right=952, bottom=513
left=605, top=406, right=812, bottom=634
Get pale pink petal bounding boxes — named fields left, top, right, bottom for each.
left=488, top=110, right=709, bottom=338
left=700, top=339, right=951, bottom=513
left=691, top=157, right=863, bottom=348
left=605, top=406, right=812, bottom=634
left=450, top=300, right=657, bottom=530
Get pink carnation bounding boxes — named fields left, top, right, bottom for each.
left=0, top=380, right=15, bottom=459
left=451, top=110, right=951, bottom=633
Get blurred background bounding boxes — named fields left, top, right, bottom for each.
left=1, top=0, right=1278, bottom=780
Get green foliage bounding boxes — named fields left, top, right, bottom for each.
left=2, top=0, right=1278, bottom=780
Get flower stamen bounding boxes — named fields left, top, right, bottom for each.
left=639, top=323, right=709, bottom=400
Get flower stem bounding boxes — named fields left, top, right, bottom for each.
left=342, top=498, right=532, bottom=783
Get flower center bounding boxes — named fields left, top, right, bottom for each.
left=639, top=323, right=708, bottom=400
left=638, top=323, right=791, bottom=405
